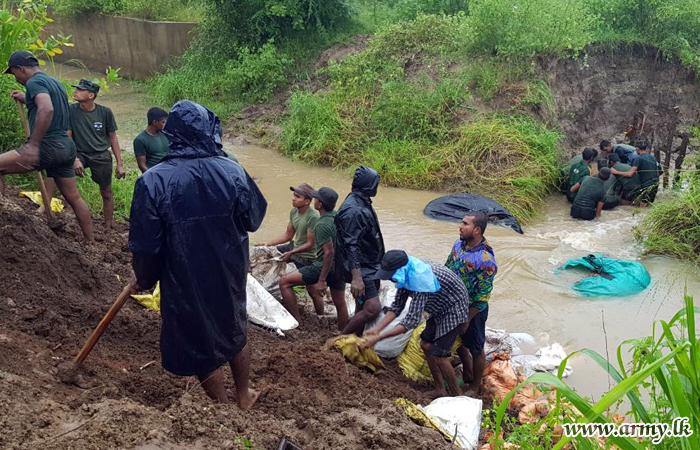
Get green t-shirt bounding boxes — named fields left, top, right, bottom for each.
left=312, top=211, right=337, bottom=268
left=573, top=176, right=605, bottom=210
left=568, top=159, right=591, bottom=188
left=25, top=72, right=70, bottom=138
left=602, top=174, right=620, bottom=203
left=290, top=207, right=319, bottom=260
left=634, top=153, right=660, bottom=188
left=133, top=130, right=170, bottom=169
left=613, top=163, right=640, bottom=193
left=69, top=103, right=117, bottom=154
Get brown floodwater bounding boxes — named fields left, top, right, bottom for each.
left=51, top=63, right=700, bottom=401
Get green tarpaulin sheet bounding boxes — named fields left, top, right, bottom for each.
left=558, top=254, right=651, bottom=297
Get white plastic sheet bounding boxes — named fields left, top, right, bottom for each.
left=421, top=396, right=483, bottom=450
left=365, top=286, right=416, bottom=359
left=511, top=343, right=572, bottom=378
left=246, top=274, right=299, bottom=332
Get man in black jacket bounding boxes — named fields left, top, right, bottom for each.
left=335, top=166, right=386, bottom=335
left=129, top=101, right=267, bottom=408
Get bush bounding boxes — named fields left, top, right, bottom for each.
left=204, top=0, right=353, bottom=47
left=466, top=0, right=595, bottom=57
left=0, top=77, right=24, bottom=152
left=52, top=0, right=205, bottom=21
left=151, top=42, right=290, bottom=117
left=637, top=177, right=700, bottom=264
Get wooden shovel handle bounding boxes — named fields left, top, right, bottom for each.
left=15, top=99, right=52, bottom=220
left=74, top=283, right=135, bottom=366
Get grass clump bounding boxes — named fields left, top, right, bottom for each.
left=281, top=14, right=563, bottom=223
left=637, top=176, right=700, bottom=264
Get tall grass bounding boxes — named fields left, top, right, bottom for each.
left=491, top=294, right=700, bottom=449
left=637, top=177, right=700, bottom=265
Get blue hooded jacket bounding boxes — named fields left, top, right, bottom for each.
left=129, top=100, right=267, bottom=376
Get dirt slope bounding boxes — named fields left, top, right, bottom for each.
left=0, top=189, right=446, bottom=450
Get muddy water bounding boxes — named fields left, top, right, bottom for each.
left=50, top=63, right=700, bottom=400
left=231, top=143, right=700, bottom=400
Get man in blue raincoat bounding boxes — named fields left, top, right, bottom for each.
left=128, top=100, right=267, bottom=408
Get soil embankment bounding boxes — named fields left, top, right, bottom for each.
left=0, top=190, right=445, bottom=449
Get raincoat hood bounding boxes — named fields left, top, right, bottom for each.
left=162, top=100, right=224, bottom=158
left=351, top=166, right=380, bottom=197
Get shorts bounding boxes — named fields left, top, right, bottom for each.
left=276, top=243, right=314, bottom=269
left=355, top=275, right=380, bottom=308
left=420, top=317, right=463, bottom=358
left=77, top=150, right=113, bottom=188
left=30, top=135, right=76, bottom=179
left=460, top=305, right=489, bottom=356
left=636, top=185, right=658, bottom=204
left=602, top=199, right=619, bottom=210
left=299, top=264, right=346, bottom=291
left=570, top=205, right=596, bottom=220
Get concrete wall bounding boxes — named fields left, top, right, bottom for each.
left=45, top=14, right=197, bottom=79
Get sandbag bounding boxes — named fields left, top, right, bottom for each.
left=423, top=193, right=524, bottom=234
left=131, top=283, right=161, bottom=312
left=325, top=334, right=386, bottom=373
left=558, top=254, right=651, bottom=297
left=249, top=246, right=295, bottom=299
left=365, top=286, right=416, bottom=359
left=398, top=323, right=462, bottom=381
left=130, top=276, right=300, bottom=332
left=246, top=274, right=299, bottom=332
left=19, top=191, right=64, bottom=212
left=397, top=397, right=482, bottom=449
left=511, top=343, right=572, bottom=378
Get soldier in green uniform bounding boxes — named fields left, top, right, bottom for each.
left=0, top=51, right=93, bottom=240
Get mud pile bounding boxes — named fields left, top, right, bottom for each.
left=0, top=190, right=445, bottom=450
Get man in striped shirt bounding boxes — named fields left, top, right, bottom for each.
left=446, top=211, right=498, bottom=396
left=363, top=250, right=470, bottom=398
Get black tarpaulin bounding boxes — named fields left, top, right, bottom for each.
left=423, top=193, right=524, bottom=234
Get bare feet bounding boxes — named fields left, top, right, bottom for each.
left=237, top=388, right=260, bottom=410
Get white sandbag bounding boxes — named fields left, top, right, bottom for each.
left=246, top=274, right=299, bottom=332
left=421, top=396, right=482, bottom=450
left=249, top=246, right=295, bottom=300
left=535, top=343, right=572, bottom=377
left=484, top=327, right=522, bottom=360
left=511, top=354, right=540, bottom=378
left=509, top=332, right=536, bottom=346
left=365, top=286, right=416, bottom=359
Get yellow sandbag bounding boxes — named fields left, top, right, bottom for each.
left=18, top=191, right=64, bottom=212
left=325, top=334, right=386, bottom=373
left=397, top=322, right=462, bottom=381
left=396, top=398, right=454, bottom=444
left=131, top=282, right=161, bottom=312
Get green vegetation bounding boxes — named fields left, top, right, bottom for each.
left=638, top=177, right=700, bottom=264
left=280, top=14, right=564, bottom=221
left=51, top=0, right=206, bottom=22
left=485, top=294, right=699, bottom=449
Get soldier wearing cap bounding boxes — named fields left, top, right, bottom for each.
left=1, top=51, right=93, bottom=241
left=43, top=78, right=125, bottom=230
left=278, top=187, right=349, bottom=330
left=261, top=183, right=319, bottom=268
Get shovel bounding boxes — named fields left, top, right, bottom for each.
left=57, top=281, right=136, bottom=383
left=16, top=99, right=53, bottom=221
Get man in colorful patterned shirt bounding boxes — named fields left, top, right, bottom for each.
left=445, top=211, right=498, bottom=396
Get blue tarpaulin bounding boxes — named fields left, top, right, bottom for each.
left=558, top=254, right=651, bottom=297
